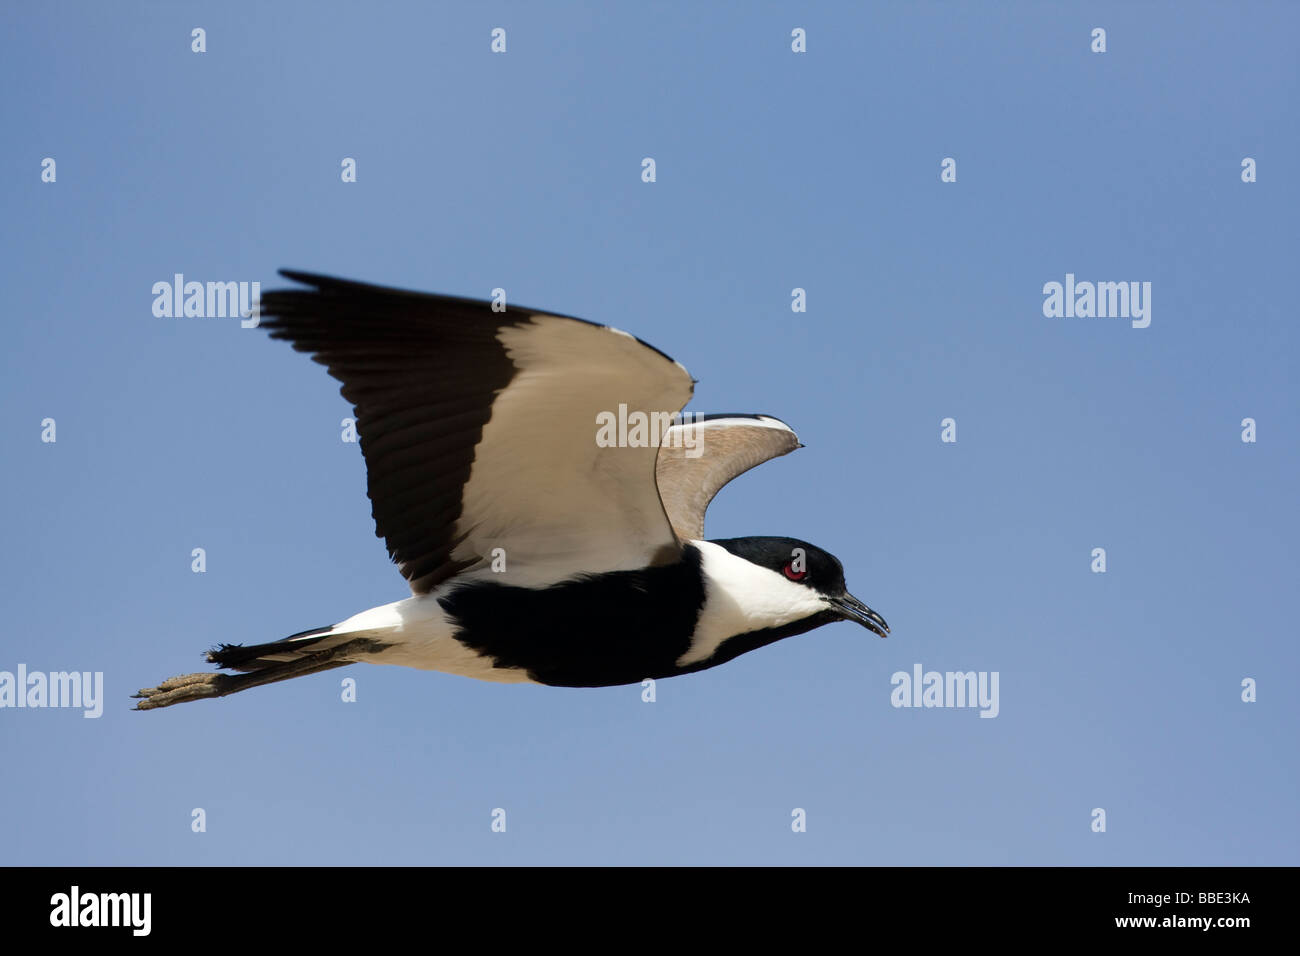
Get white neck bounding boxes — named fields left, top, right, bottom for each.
left=676, top=540, right=830, bottom=667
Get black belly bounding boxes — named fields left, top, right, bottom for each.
left=438, top=546, right=707, bottom=687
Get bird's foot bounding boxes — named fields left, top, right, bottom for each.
left=132, top=673, right=224, bottom=710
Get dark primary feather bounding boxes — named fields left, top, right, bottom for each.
left=259, top=271, right=534, bottom=593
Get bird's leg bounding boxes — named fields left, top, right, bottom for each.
left=133, top=639, right=373, bottom=710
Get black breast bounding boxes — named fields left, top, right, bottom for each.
left=438, top=545, right=707, bottom=687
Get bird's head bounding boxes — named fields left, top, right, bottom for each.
left=709, top=535, right=890, bottom=638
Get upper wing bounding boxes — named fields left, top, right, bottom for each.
left=259, top=271, right=694, bottom=592
left=654, top=414, right=801, bottom=541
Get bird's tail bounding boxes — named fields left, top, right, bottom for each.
left=133, top=626, right=387, bottom=711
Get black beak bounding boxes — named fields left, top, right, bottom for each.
left=830, top=593, right=890, bottom=638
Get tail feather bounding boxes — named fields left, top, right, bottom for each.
left=207, top=625, right=336, bottom=671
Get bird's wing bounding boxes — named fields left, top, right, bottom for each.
left=259, top=271, right=694, bottom=592
left=654, top=414, right=801, bottom=541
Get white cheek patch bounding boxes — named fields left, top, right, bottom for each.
left=678, top=540, right=829, bottom=667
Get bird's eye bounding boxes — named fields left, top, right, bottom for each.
left=783, top=563, right=806, bottom=581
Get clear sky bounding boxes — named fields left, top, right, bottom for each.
left=2, top=1, right=1296, bottom=865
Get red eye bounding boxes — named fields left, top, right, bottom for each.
left=783, top=563, right=806, bottom=581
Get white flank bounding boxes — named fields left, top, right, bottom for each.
left=332, top=591, right=537, bottom=684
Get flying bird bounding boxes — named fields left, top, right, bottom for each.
left=135, top=272, right=889, bottom=709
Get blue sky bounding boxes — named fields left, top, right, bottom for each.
left=1, top=1, right=1296, bottom=865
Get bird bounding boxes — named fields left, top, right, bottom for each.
left=134, top=271, right=889, bottom=709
